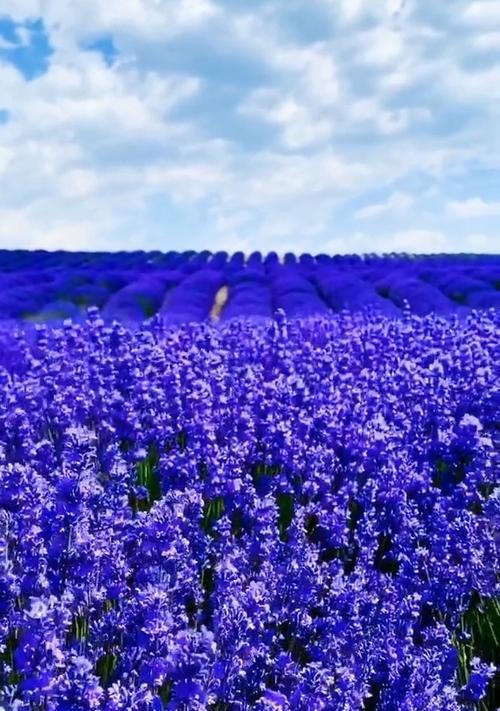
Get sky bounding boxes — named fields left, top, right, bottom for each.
left=0, top=0, right=499, bottom=255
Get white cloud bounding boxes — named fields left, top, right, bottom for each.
left=326, top=0, right=409, bottom=26
left=462, top=2, right=500, bottom=26
left=1, top=0, right=220, bottom=44
left=447, top=197, right=500, bottom=219
left=273, top=44, right=341, bottom=107
left=0, top=145, right=13, bottom=174
left=470, top=31, right=500, bottom=50
left=443, top=62, right=500, bottom=103
left=0, top=207, right=117, bottom=251
left=231, top=151, right=371, bottom=208
left=0, top=36, right=17, bottom=50
left=325, top=229, right=452, bottom=254
left=238, top=89, right=334, bottom=149
left=0, top=0, right=498, bottom=253
left=355, top=191, right=414, bottom=220
left=355, top=27, right=405, bottom=67
left=462, top=233, right=498, bottom=251
left=352, top=99, right=431, bottom=135
left=234, top=33, right=341, bottom=149
left=336, top=0, right=368, bottom=24
left=144, top=161, right=229, bottom=203
left=385, top=229, right=450, bottom=252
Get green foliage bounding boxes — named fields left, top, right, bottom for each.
left=454, top=594, right=499, bottom=710
left=129, top=446, right=161, bottom=513
left=203, top=496, right=225, bottom=534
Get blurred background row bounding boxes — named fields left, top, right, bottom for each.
left=0, top=250, right=498, bottom=323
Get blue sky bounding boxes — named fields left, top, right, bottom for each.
left=0, top=0, right=499, bottom=254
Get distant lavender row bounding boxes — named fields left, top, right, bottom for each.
left=0, top=250, right=498, bottom=322
left=0, top=308, right=498, bottom=709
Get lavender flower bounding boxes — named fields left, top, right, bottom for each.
left=0, top=305, right=497, bottom=709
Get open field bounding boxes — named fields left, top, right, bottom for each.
left=0, top=277, right=498, bottom=709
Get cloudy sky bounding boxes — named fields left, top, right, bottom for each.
left=0, top=0, right=499, bottom=255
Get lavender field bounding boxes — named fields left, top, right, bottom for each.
left=0, top=252, right=498, bottom=710
left=0, top=251, right=498, bottom=323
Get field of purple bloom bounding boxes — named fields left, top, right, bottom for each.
left=0, top=251, right=499, bottom=710
left=0, top=251, right=499, bottom=323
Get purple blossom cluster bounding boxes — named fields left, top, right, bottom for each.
left=0, top=307, right=498, bottom=710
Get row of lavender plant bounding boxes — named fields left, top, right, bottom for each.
left=0, top=308, right=498, bottom=710
left=0, top=251, right=498, bottom=322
